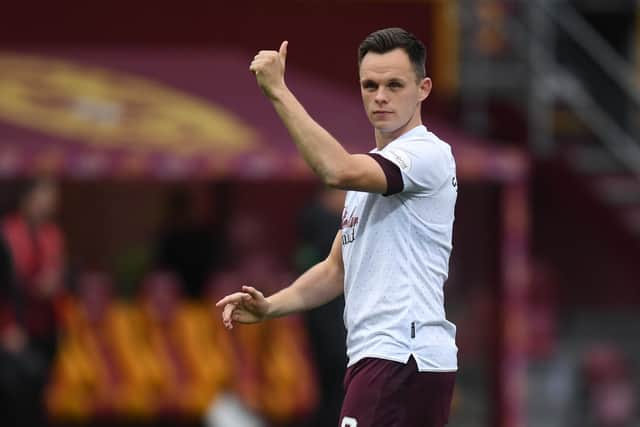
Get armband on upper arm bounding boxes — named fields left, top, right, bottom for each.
left=365, top=153, right=403, bottom=195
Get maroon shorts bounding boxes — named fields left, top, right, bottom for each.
left=339, top=356, right=456, bottom=427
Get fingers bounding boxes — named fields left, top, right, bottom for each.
left=249, top=61, right=263, bottom=74
left=249, top=55, right=275, bottom=71
left=215, top=292, right=250, bottom=307
left=279, top=40, right=288, bottom=65
left=242, top=285, right=264, bottom=300
left=217, top=286, right=265, bottom=329
left=222, top=303, right=235, bottom=329
left=249, top=41, right=288, bottom=73
left=249, top=57, right=270, bottom=74
left=221, top=302, right=246, bottom=329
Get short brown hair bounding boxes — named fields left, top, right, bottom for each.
left=358, top=27, right=427, bottom=80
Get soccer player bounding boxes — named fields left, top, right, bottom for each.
left=216, top=28, right=458, bottom=427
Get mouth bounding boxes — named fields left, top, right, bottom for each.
left=372, top=110, right=393, bottom=117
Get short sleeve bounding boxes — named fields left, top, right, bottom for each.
left=375, top=138, right=454, bottom=194
left=365, top=153, right=403, bottom=195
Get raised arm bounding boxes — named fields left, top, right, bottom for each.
left=250, top=41, right=389, bottom=194
left=216, top=230, right=344, bottom=329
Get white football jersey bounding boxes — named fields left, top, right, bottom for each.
left=341, top=125, right=458, bottom=371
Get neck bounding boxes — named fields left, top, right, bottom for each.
left=374, top=110, right=423, bottom=150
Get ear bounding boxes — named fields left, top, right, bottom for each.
left=418, top=77, right=432, bottom=102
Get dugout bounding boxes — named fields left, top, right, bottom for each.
left=0, top=48, right=531, bottom=426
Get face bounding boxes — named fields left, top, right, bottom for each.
left=359, top=48, right=431, bottom=142
left=24, top=180, right=58, bottom=224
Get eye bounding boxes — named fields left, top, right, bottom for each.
left=388, top=81, right=403, bottom=89
left=362, top=81, right=377, bottom=91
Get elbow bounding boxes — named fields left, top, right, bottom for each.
left=323, top=167, right=357, bottom=190
left=320, top=154, right=358, bottom=189
left=323, top=173, right=342, bottom=189
left=323, top=256, right=344, bottom=284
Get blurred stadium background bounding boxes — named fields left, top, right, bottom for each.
left=0, top=0, right=639, bottom=426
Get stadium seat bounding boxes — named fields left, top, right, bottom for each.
left=46, top=271, right=156, bottom=421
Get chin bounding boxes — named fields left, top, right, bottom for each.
left=369, top=118, right=392, bottom=130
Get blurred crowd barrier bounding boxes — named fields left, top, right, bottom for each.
left=46, top=270, right=317, bottom=425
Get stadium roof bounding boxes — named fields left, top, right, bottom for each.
left=0, top=48, right=526, bottom=181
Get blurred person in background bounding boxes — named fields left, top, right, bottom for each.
left=153, top=184, right=224, bottom=299
left=579, top=345, right=638, bottom=427
left=0, top=177, right=66, bottom=427
left=217, top=27, right=458, bottom=427
left=294, top=187, right=347, bottom=427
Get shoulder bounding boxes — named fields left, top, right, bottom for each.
left=384, top=131, right=453, bottom=171
left=1, top=214, right=25, bottom=238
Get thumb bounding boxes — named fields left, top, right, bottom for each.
left=279, top=40, right=288, bottom=65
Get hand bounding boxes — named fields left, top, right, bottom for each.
left=215, top=285, right=270, bottom=329
left=249, top=41, right=288, bottom=99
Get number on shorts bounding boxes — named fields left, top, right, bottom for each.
left=341, top=416, right=358, bottom=427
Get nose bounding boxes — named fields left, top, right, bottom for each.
left=374, top=87, right=388, bottom=104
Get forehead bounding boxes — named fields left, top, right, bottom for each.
left=359, top=48, right=414, bottom=80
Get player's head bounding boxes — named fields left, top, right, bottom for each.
left=358, top=27, right=426, bottom=82
left=358, top=28, right=432, bottom=141
left=16, top=176, right=58, bottom=225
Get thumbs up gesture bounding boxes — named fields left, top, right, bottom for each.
left=250, top=41, right=288, bottom=99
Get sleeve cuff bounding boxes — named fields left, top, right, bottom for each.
left=366, top=153, right=404, bottom=195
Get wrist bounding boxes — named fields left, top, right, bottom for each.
left=267, top=83, right=289, bottom=102
left=264, top=296, right=277, bottom=320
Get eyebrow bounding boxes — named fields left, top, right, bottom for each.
left=360, top=78, right=407, bottom=86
